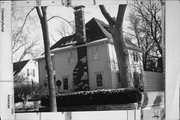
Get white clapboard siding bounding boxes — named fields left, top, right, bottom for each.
left=143, top=72, right=164, bottom=92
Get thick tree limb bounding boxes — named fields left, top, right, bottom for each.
left=99, top=5, right=134, bottom=88
left=99, top=5, right=115, bottom=27
left=116, top=5, right=127, bottom=28
left=36, top=7, right=43, bottom=19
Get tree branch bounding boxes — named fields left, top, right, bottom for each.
left=47, top=16, right=75, bottom=31
left=99, top=5, right=115, bottom=27
left=17, top=38, right=39, bottom=61
left=115, top=5, right=127, bottom=28
left=13, top=7, right=35, bottom=40
left=13, top=43, right=26, bottom=54
left=41, top=6, right=47, bottom=18
left=36, top=7, right=43, bottom=19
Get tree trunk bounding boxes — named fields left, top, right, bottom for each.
left=111, top=27, right=133, bottom=88
left=100, top=5, right=134, bottom=88
left=36, top=6, right=57, bottom=112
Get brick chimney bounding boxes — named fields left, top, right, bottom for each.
left=74, top=5, right=86, bottom=44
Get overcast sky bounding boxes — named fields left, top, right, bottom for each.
left=46, top=5, right=131, bottom=40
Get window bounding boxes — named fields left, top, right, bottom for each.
left=96, top=72, right=103, bottom=87
left=33, top=69, right=35, bottom=77
left=92, top=47, right=99, bottom=60
left=133, top=52, right=138, bottom=62
left=68, top=51, right=75, bottom=64
left=63, top=77, right=68, bottom=90
left=27, top=69, right=29, bottom=76
left=44, top=82, right=48, bottom=87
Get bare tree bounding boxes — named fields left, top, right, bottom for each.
left=36, top=6, right=57, bottom=112
left=12, top=7, right=40, bottom=62
left=128, top=1, right=162, bottom=72
left=56, top=23, right=74, bottom=37
left=47, top=16, right=75, bottom=31
left=48, top=16, right=75, bottom=44
left=99, top=5, right=134, bottom=88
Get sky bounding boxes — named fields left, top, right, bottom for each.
left=47, top=5, right=131, bottom=41
left=12, top=4, right=132, bottom=61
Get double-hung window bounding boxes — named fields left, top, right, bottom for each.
left=92, top=46, right=99, bottom=60
left=27, top=69, right=30, bottom=76
left=63, top=77, right=68, bottom=90
left=68, top=51, right=75, bottom=64
left=96, top=72, right=103, bottom=87
left=133, top=52, right=138, bottom=62
left=33, top=69, right=35, bottom=77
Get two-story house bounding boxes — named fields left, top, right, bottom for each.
left=37, top=6, right=143, bottom=93
left=13, top=59, right=39, bottom=84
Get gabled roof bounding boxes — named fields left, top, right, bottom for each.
left=50, top=17, right=142, bottom=52
left=13, top=60, right=29, bottom=76
left=50, top=18, right=111, bottom=50
left=86, top=18, right=112, bottom=42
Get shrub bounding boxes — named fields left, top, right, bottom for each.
left=41, top=88, right=142, bottom=107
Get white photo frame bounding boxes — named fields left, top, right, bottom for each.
left=2, top=0, right=179, bottom=120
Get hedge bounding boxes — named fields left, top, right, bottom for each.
left=41, top=88, right=142, bottom=107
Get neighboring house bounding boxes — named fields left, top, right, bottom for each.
left=37, top=6, right=143, bottom=93
left=13, top=59, right=39, bottom=84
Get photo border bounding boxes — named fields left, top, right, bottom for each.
left=1, top=0, right=175, bottom=120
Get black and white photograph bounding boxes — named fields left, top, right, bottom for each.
left=0, top=0, right=179, bottom=120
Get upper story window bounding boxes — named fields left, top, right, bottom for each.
left=27, top=69, right=30, bottom=76
left=63, top=77, right=68, bottom=90
left=92, top=46, right=99, bottom=60
left=33, top=69, right=35, bottom=77
left=133, top=52, right=139, bottom=62
left=68, top=51, right=75, bottom=64
left=96, top=72, right=103, bottom=87
left=44, top=81, right=48, bottom=87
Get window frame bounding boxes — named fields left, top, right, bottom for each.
left=133, top=52, right=139, bottom=62
left=95, top=72, right=103, bottom=87
left=92, top=46, right=99, bottom=60
left=27, top=69, right=30, bottom=76
left=62, top=76, right=69, bottom=90
left=68, top=51, right=75, bottom=64
left=32, top=69, right=35, bottom=77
